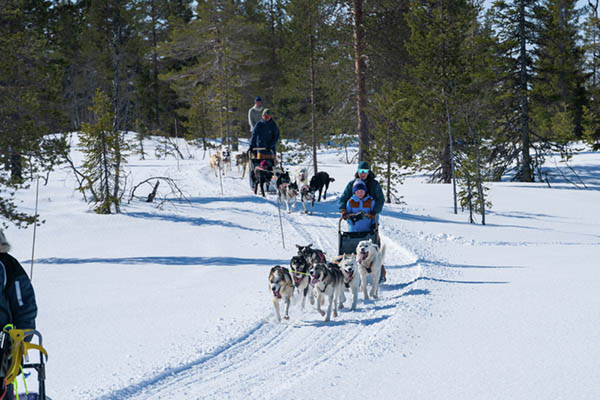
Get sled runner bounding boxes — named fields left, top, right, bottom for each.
left=0, top=325, right=49, bottom=400
left=338, top=212, right=379, bottom=256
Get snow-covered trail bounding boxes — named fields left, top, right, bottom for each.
left=95, top=160, right=435, bottom=400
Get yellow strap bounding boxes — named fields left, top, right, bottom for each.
left=4, top=328, right=49, bottom=384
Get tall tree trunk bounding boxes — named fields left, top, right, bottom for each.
left=352, top=0, right=369, bottom=161
left=442, top=88, right=457, bottom=213
left=309, top=11, right=318, bottom=175
left=151, top=0, right=160, bottom=130
left=519, top=0, right=533, bottom=182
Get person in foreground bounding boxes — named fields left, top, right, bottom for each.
left=0, top=229, right=38, bottom=399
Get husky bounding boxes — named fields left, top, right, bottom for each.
left=220, top=145, right=231, bottom=172
left=253, top=160, right=274, bottom=197
left=293, top=167, right=309, bottom=188
left=309, top=171, right=335, bottom=202
left=268, top=265, right=294, bottom=322
left=289, top=255, right=313, bottom=309
left=332, top=254, right=360, bottom=311
left=356, top=239, right=386, bottom=300
left=296, top=244, right=327, bottom=267
left=209, top=145, right=231, bottom=177
left=309, top=263, right=345, bottom=322
left=300, top=185, right=315, bottom=214
left=235, top=151, right=249, bottom=177
left=276, top=170, right=298, bottom=213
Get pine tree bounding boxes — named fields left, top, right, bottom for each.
left=159, top=0, right=260, bottom=148
left=403, top=0, right=477, bottom=186
left=0, top=0, right=67, bottom=227
left=531, top=0, right=586, bottom=146
left=80, top=90, right=129, bottom=214
left=489, top=0, right=539, bottom=182
left=582, top=0, right=600, bottom=149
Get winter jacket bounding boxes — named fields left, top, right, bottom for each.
left=338, top=171, right=385, bottom=214
left=250, top=119, right=280, bottom=156
left=346, top=194, right=376, bottom=232
left=248, top=105, right=264, bottom=131
left=0, top=253, right=37, bottom=330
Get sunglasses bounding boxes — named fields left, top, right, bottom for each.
left=357, top=169, right=369, bottom=174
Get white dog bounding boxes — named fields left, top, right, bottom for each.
left=356, top=240, right=386, bottom=301
left=209, top=145, right=231, bottom=177
left=338, top=254, right=361, bottom=311
left=309, top=263, right=344, bottom=322
left=269, top=265, right=294, bottom=322
left=293, top=167, right=309, bottom=188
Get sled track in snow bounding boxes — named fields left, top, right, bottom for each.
left=100, top=189, right=426, bottom=400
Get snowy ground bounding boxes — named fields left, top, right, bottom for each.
left=6, top=136, right=600, bottom=399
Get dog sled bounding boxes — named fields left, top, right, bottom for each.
left=0, top=326, right=49, bottom=400
left=338, top=212, right=379, bottom=256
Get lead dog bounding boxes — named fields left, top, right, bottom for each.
left=269, top=265, right=294, bottom=322
left=235, top=151, right=249, bottom=177
left=289, top=255, right=313, bottom=309
left=309, top=262, right=345, bottom=322
left=276, top=170, right=298, bottom=213
left=338, top=254, right=360, bottom=311
left=356, top=239, right=386, bottom=300
left=209, top=145, right=231, bottom=176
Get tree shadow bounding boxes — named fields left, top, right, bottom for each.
left=30, top=255, right=289, bottom=266
left=125, top=211, right=259, bottom=231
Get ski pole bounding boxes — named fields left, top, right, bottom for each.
left=30, top=176, right=40, bottom=279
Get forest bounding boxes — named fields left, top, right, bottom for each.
left=1, top=0, right=599, bottom=225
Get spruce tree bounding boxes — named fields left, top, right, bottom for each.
left=0, top=0, right=67, bottom=227
left=531, top=0, right=586, bottom=148
left=80, top=90, right=129, bottom=214
left=489, top=0, right=540, bottom=182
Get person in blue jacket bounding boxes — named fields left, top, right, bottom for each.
left=338, top=161, right=385, bottom=220
left=249, top=108, right=280, bottom=188
left=345, top=179, right=377, bottom=232
left=339, top=162, right=387, bottom=283
left=0, top=229, right=38, bottom=399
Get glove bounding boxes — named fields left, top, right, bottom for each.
left=340, top=210, right=349, bottom=220
left=367, top=212, right=377, bottom=220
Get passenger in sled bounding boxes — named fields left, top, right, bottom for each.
left=338, top=162, right=387, bottom=282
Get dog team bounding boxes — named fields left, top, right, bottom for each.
left=210, top=144, right=336, bottom=213
left=269, top=241, right=385, bottom=323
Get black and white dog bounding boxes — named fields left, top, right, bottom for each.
left=309, top=262, right=345, bottom=322
left=289, top=255, right=313, bottom=309
left=269, top=265, right=294, bottom=322
left=235, top=152, right=249, bottom=178
left=276, top=170, right=298, bottom=213
left=253, top=160, right=274, bottom=197
left=309, top=171, right=335, bottom=202
left=296, top=244, right=327, bottom=268
left=300, top=185, right=315, bottom=214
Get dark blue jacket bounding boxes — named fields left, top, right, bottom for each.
left=250, top=119, right=280, bottom=156
left=338, top=171, right=385, bottom=214
left=0, top=253, right=37, bottom=330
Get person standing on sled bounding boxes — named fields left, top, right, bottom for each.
left=0, top=230, right=38, bottom=399
left=248, top=96, right=264, bottom=134
left=338, top=161, right=387, bottom=282
left=249, top=108, right=280, bottom=189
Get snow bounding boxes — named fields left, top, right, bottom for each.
left=5, top=136, right=600, bottom=399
